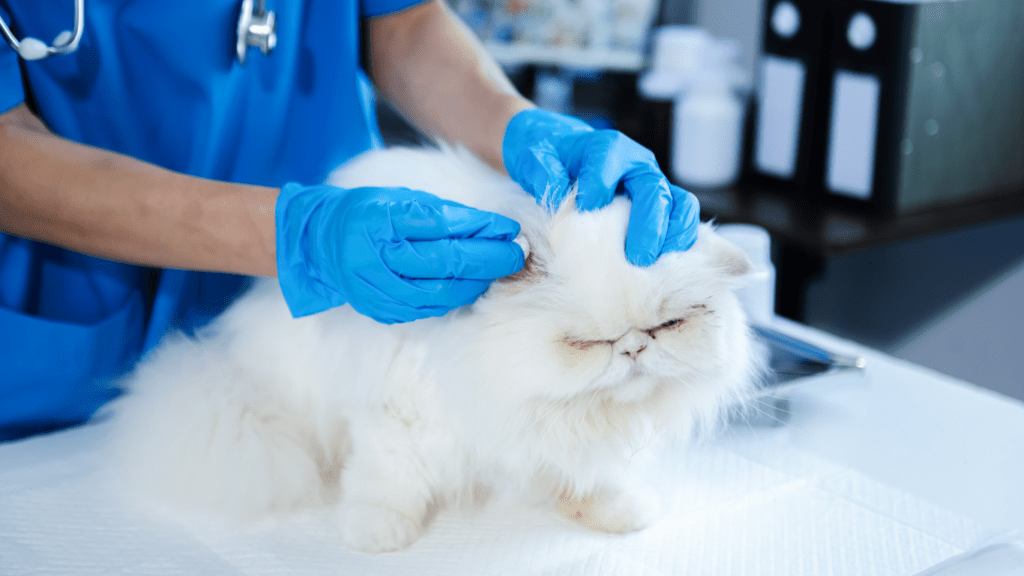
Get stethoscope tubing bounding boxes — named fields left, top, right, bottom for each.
left=0, top=0, right=85, bottom=60
left=2, top=0, right=273, bottom=65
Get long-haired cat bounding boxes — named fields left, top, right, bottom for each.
left=109, top=146, right=762, bottom=553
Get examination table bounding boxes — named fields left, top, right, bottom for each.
left=2, top=317, right=1023, bottom=575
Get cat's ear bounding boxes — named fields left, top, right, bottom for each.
left=705, top=231, right=754, bottom=278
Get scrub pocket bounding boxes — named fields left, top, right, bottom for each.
left=0, top=236, right=147, bottom=440
left=0, top=290, right=144, bottom=439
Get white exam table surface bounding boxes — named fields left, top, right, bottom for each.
left=751, top=317, right=1024, bottom=535
left=1, top=317, right=1022, bottom=575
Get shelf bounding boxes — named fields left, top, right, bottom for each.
left=484, top=42, right=645, bottom=71
left=693, top=183, right=1024, bottom=256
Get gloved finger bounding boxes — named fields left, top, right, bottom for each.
left=382, top=238, right=526, bottom=280
left=385, top=275, right=493, bottom=310
left=575, top=133, right=662, bottom=211
left=574, top=136, right=620, bottom=211
left=511, top=143, right=573, bottom=210
left=621, top=171, right=673, bottom=267
left=349, top=272, right=494, bottom=324
left=406, top=277, right=494, bottom=308
left=575, top=162, right=619, bottom=211
left=388, top=196, right=523, bottom=241
left=660, top=186, right=701, bottom=254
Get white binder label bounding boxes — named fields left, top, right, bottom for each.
left=826, top=71, right=881, bottom=200
left=755, top=55, right=806, bottom=179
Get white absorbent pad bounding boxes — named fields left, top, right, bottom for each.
left=0, top=422, right=1012, bottom=576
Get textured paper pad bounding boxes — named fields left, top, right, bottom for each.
left=0, top=423, right=998, bottom=575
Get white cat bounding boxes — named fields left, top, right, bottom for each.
left=109, top=146, right=762, bottom=553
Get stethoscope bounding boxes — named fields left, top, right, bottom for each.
left=0, top=0, right=276, bottom=64
left=0, top=0, right=84, bottom=60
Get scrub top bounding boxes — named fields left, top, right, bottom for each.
left=0, top=0, right=425, bottom=440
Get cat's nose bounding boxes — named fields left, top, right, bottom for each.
left=615, top=330, right=650, bottom=361
left=622, top=344, right=647, bottom=360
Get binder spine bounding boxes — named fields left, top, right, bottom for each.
left=820, top=0, right=916, bottom=212
left=749, top=0, right=827, bottom=190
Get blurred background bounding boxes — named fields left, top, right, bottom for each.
left=380, top=0, right=1024, bottom=402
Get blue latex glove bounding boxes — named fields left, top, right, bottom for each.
left=502, top=108, right=700, bottom=267
left=276, top=183, right=525, bottom=323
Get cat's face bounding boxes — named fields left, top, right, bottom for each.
left=460, top=196, right=756, bottom=414
left=330, top=146, right=757, bottom=448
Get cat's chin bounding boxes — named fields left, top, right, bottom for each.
left=606, top=375, right=662, bottom=404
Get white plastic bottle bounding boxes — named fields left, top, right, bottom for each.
left=637, top=26, right=711, bottom=100
left=671, top=67, right=745, bottom=189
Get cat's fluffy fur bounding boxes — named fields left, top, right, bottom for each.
left=109, top=146, right=762, bottom=553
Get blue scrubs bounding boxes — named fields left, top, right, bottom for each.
left=0, top=0, right=425, bottom=440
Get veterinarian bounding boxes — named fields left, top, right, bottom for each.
left=0, top=0, right=700, bottom=440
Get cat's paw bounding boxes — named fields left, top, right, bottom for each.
left=558, top=486, right=659, bottom=534
left=338, top=501, right=423, bottom=553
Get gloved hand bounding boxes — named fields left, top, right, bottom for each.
left=276, top=183, right=525, bottom=323
left=502, top=108, right=700, bottom=267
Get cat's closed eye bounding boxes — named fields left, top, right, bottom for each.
left=563, top=311, right=700, bottom=349
left=648, top=304, right=711, bottom=338
left=646, top=317, right=685, bottom=339
left=562, top=337, right=612, bottom=351
left=655, top=318, right=685, bottom=331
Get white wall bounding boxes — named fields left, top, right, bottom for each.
left=695, top=0, right=764, bottom=76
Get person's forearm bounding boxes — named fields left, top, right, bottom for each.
left=368, top=0, right=534, bottom=172
left=0, top=104, right=278, bottom=277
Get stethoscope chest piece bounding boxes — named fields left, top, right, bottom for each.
left=236, top=0, right=276, bottom=65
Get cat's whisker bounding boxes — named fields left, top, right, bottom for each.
left=752, top=400, right=812, bottom=439
left=730, top=394, right=814, bottom=442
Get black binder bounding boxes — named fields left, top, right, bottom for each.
left=817, top=0, right=915, bottom=212
left=747, top=0, right=828, bottom=191
left=748, top=0, right=1024, bottom=216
